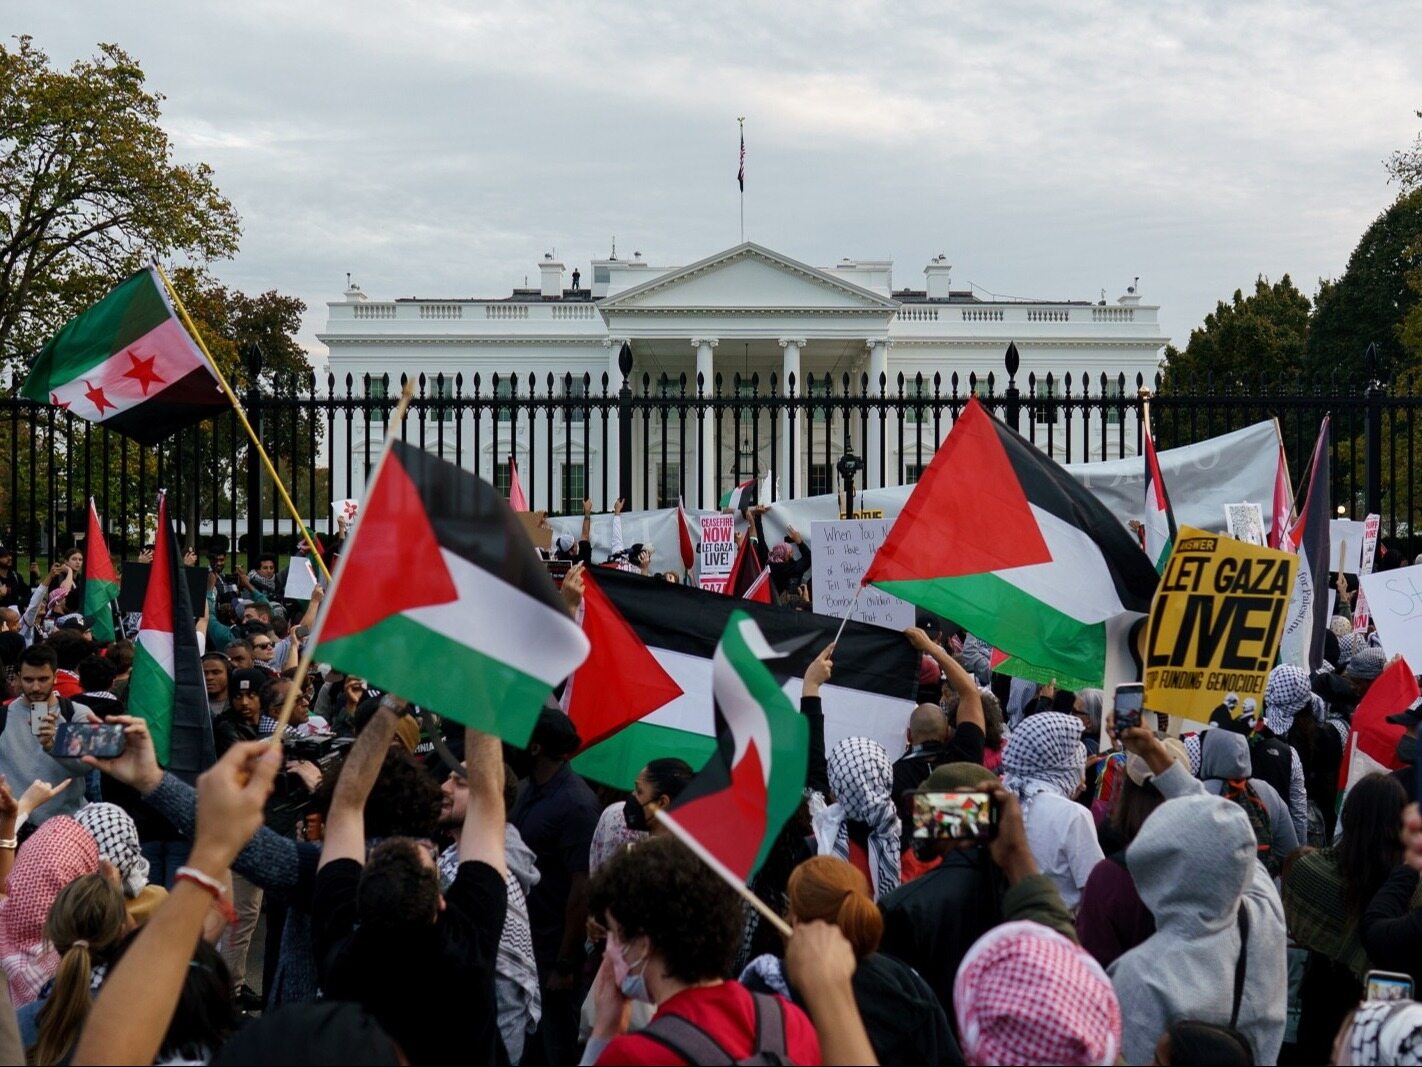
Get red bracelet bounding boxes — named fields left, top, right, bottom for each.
left=174, top=868, right=238, bottom=926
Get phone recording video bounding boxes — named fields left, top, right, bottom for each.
left=912, top=791, right=998, bottom=842
left=1365, top=969, right=1415, bottom=1002
left=53, top=723, right=127, bottom=760
left=1113, top=683, right=1145, bottom=733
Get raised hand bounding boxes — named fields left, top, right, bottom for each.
left=189, top=740, right=282, bottom=875
left=83, top=715, right=163, bottom=794
left=803, top=644, right=835, bottom=696
left=17, top=776, right=73, bottom=820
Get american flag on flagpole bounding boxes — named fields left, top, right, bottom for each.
left=738, top=125, right=745, bottom=191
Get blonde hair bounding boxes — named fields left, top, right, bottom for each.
left=786, top=855, right=883, bottom=960
left=30, top=874, right=126, bottom=1066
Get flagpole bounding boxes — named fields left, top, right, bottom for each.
left=151, top=261, right=332, bottom=583
left=738, top=116, right=745, bottom=244
left=266, top=379, right=417, bottom=741
left=1138, top=385, right=1155, bottom=445
left=832, top=586, right=863, bottom=646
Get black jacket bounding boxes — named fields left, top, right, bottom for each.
left=1361, top=864, right=1422, bottom=984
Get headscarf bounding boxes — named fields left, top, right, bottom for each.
left=1346, top=647, right=1387, bottom=682
left=812, top=737, right=900, bottom=899
left=0, top=816, right=99, bottom=1006
left=1005, top=677, right=1038, bottom=728
left=954, top=920, right=1121, bottom=1066
left=1076, top=689, right=1105, bottom=735
left=554, top=533, right=576, bottom=555
left=1264, top=664, right=1311, bottom=736
left=74, top=803, right=150, bottom=898
left=1330, top=615, right=1355, bottom=637
left=1001, top=712, right=1087, bottom=806
left=1347, top=1000, right=1422, bottom=1066
left=768, top=544, right=794, bottom=565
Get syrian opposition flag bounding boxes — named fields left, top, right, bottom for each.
left=1279, top=417, right=1331, bottom=670
left=313, top=439, right=589, bottom=745
left=676, top=497, right=696, bottom=572
left=659, top=611, right=806, bottom=882
left=82, top=499, right=119, bottom=643
left=127, top=492, right=215, bottom=777
left=21, top=267, right=227, bottom=443
left=1338, top=656, right=1419, bottom=799
left=508, top=454, right=529, bottom=511
left=1142, top=429, right=1176, bottom=574
left=568, top=567, right=917, bottom=790
left=863, top=397, right=1159, bottom=690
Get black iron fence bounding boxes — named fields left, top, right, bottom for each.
left=2, top=343, right=1419, bottom=563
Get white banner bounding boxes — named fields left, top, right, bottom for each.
left=810, top=519, right=914, bottom=630
left=1359, top=564, right=1422, bottom=665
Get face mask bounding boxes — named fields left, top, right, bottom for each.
left=606, top=931, right=652, bottom=1003
left=1397, top=734, right=1417, bottom=764
left=623, top=795, right=649, bottom=833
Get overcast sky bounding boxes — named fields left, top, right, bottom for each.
left=18, top=0, right=1422, bottom=363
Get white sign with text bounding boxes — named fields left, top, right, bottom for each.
left=811, top=519, right=914, bottom=630
left=698, top=514, right=735, bottom=594
left=1358, top=564, right=1422, bottom=665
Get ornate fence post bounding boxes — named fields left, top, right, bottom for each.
left=617, top=342, right=634, bottom=507
left=1003, top=341, right=1022, bottom=433
left=244, top=342, right=263, bottom=560
left=1364, top=341, right=1384, bottom=518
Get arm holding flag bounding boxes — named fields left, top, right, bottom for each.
left=460, top=729, right=507, bottom=878
left=318, top=696, right=404, bottom=871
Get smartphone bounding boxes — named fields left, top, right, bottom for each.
left=1365, top=970, right=1415, bottom=1002
left=1113, top=683, right=1145, bottom=733
left=52, top=722, right=126, bottom=760
left=29, top=702, right=49, bottom=738
left=912, top=791, right=998, bottom=841
left=546, top=560, right=572, bottom=588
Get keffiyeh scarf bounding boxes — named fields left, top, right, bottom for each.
left=1348, top=1000, right=1422, bottom=1066
left=74, top=803, right=150, bottom=898
left=812, top=737, right=900, bottom=900
left=1002, top=712, right=1087, bottom=809
left=1264, top=664, right=1311, bottom=736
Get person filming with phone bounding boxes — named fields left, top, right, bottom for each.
left=0, top=644, right=99, bottom=824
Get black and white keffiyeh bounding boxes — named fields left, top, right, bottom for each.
left=1265, top=665, right=1312, bottom=736
left=1001, top=712, right=1087, bottom=805
left=73, top=803, right=148, bottom=898
left=812, top=737, right=901, bottom=900
left=1348, top=1000, right=1422, bottom=1066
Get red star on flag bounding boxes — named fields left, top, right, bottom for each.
left=122, top=350, right=166, bottom=395
left=50, top=393, right=71, bottom=411
left=84, top=380, right=115, bottom=415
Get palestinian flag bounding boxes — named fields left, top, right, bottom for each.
left=1142, top=429, right=1176, bottom=574
left=1280, top=417, right=1331, bottom=670
left=81, top=499, right=119, bottom=643
left=1269, top=431, right=1294, bottom=550
left=21, top=267, right=227, bottom=444
left=724, top=531, right=766, bottom=598
left=508, top=454, right=528, bottom=512
left=1337, top=656, right=1419, bottom=799
left=720, top=472, right=771, bottom=515
left=676, top=497, right=696, bottom=571
left=743, top=567, right=773, bottom=603
left=313, top=439, right=589, bottom=746
left=127, top=492, right=214, bottom=776
left=659, top=611, right=807, bottom=882
left=568, top=567, right=916, bottom=790
left=863, top=397, right=1159, bottom=690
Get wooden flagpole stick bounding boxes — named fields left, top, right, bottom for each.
left=151, top=260, right=333, bottom=582
left=266, top=379, right=416, bottom=741
left=730, top=874, right=793, bottom=939
left=660, top=815, right=793, bottom=939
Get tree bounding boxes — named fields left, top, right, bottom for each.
left=1386, top=109, right=1422, bottom=192
left=1305, top=188, right=1422, bottom=382
left=1161, top=274, right=1311, bottom=390
left=0, top=37, right=239, bottom=372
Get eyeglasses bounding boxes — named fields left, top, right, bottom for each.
left=251, top=641, right=274, bottom=651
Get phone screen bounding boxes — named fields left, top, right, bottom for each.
left=1114, top=684, right=1144, bottom=732
left=53, top=723, right=126, bottom=760
left=1365, top=970, right=1415, bottom=1002
left=912, top=791, right=998, bottom=841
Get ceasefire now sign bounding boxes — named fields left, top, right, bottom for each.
left=1144, top=527, right=1298, bottom=723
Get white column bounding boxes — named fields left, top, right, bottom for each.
left=865, top=338, right=890, bottom=488
left=692, top=338, right=718, bottom=508
left=779, top=338, right=806, bottom=499
left=604, top=337, right=630, bottom=508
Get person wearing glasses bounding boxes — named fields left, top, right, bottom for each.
left=248, top=627, right=279, bottom=674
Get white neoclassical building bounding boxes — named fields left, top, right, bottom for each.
left=318, top=242, right=1167, bottom=511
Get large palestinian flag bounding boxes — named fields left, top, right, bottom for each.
left=1337, top=656, right=1419, bottom=800
left=22, top=267, right=227, bottom=443
left=659, top=612, right=808, bottom=882
left=864, top=397, right=1159, bottom=690
left=82, top=499, right=119, bottom=643
left=313, top=439, right=589, bottom=746
left=1280, top=417, right=1331, bottom=671
left=127, top=492, right=215, bottom=777
left=567, top=567, right=917, bottom=790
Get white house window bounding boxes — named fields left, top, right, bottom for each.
left=563, top=377, right=587, bottom=424
left=657, top=462, right=682, bottom=509
left=495, top=378, right=514, bottom=423
left=561, top=463, right=585, bottom=514
left=1034, top=379, right=1058, bottom=425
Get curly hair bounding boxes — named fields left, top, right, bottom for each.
left=311, top=748, right=442, bottom=839
left=590, top=836, right=743, bottom=984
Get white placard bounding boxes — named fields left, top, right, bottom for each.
left=284, top=557, right=319, bottom=600
left=698, top=514, right=735, bottom=594
left=810, top=519, right=914, bottom=630
left=1223, top=503, right=1266, bottom=546
left=1330, top=520, right=1367, bottom=574
left=1355, top=514, right=1382, bottom=629
left=332, top=498, right=360, bottom=523
left=1359, top=564, right=1422, bottom=664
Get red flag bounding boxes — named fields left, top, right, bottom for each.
left=1338, top=656, right=1420, bottom=795
left=1270, top=436, right=1294, bottom=550
left=743, top=567, right=773, bottom=604
left=677, top=497, right=695, bottom=571
left=508, top=454, right=528, bottom=512
left=563, top=570, right=685, bottom=751
left=724, top=531, right=766, bottom=598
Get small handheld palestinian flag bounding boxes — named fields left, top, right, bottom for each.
left=658, top=611, right=808, bottom=884
left=82, top=499, right=119, bottom=643
left=863, top=397, right=1159, bottom=690
left=1142, top=429, right=1176, bottom=574
left=312, top=439, right=589, bottom=746
left=22, top=267, right=227, bottom=443
left=676, top=497, right=696, bottom=572
left=127, top=492, right=215, bottom=777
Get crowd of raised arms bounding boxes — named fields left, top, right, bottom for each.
left=0, top=507, right=1421, bottom=1067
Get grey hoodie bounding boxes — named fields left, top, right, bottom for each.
left=1109, top=762, right=1287, bottom=1065
left=1198, top=728, right=1300, bottom=863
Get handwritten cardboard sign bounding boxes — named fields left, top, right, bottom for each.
left=1359, top=564, right=1422, bottom=665
left=811, top=519, right=913, bottom=630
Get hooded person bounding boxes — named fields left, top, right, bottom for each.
left=1001, top=712, right=1102, bottom=911
left=1258, top=665, right=1311, bottom=843
left=954, top=920, right=1122, bottom=1066
left=1338, top=999, right=1422, bottom=1066
left=1109, top=732, right=1288, bottom=1067
left=812, top=737, right=901, bottom=900
left=1197, top=728, right=1299, bottom=878
left=71, top=802, right=169, bottom=924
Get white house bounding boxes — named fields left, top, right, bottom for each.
left=317, top=242, right=1167, bottom=511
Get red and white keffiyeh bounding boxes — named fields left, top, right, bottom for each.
left=954, top=920, right=1121, bottom=1066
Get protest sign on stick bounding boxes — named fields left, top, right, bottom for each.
left=1144, top=526, right=1298, bottom=722
left=332, top=498, right=360, bottom=523
left=811, top=519, right=913, bottom=630
left=698, top=514, right=735, bottom=593
left=1359, top=564, right=1422, bottom=666
left=1354, top=514, right=1381, bottom=630
left=284, top=556, right=319, bottom=600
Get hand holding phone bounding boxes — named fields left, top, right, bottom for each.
left=912, top=791, right=999, bottom=842
left=53, top=723, right=127, bottom=760
left=1112, top=683, right=1145, bottom=734
left=1365, top=969, right=1414, bottom=1002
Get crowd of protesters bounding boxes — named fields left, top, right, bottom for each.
left=0, top=509, right=1420, bottom=1066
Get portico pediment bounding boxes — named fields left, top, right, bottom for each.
left=598, top=243, right=899, bottom=314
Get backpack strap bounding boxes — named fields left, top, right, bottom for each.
left=1230, top=904, right=1250, bottom=1029
left=750, top=992, right=789, bottom=1059
left=640, top=1012, right=736, bottom=1066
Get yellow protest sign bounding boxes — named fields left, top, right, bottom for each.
left=1143, top=526, right=1298, bottom=722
